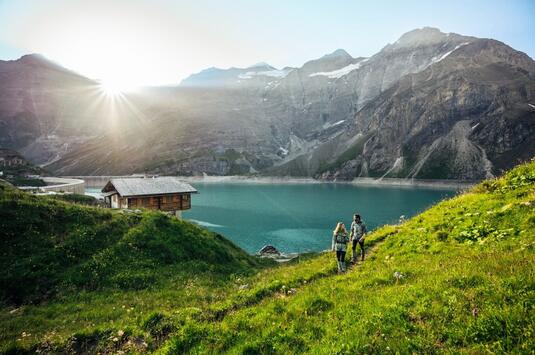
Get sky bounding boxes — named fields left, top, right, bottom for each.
left=0, top=0, right=534, bottom=88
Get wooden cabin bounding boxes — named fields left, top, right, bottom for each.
left=101, top=177, right=197, bottom=217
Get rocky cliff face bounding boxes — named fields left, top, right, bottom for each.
left=3, top=28, right=534, bottom=180
left=314, top=38, right=535, bottom=180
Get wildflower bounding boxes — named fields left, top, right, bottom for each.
left=118, top=330, right=124, bottom=336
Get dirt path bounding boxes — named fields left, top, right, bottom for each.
left=201, top=236, right=388, bottom=322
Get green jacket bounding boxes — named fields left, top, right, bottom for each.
left=332, top=232, right=349, bottom=251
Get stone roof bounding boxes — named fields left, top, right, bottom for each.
left=102, top=177, right=197, bottom=197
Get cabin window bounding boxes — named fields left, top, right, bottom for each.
left=183, top=194, right=189, bottom=201
left=143, top=198, right=149, bottom=206
left=166, top=196, right=173, bottom=203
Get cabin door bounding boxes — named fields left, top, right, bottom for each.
left=157, top=197, right=162, bottom=210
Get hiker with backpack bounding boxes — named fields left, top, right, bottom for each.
left=332, top=222, right=350, bottom=273
left=350, top=213, right=367, bottom=262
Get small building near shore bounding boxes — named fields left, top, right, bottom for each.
left=0, top=149, right=26, bottom=167
left=101, top=177, right=197, bottom=217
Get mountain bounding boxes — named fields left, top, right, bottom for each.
left=0, top=54, right=150, bottom=166
left=295, top=36, right=535, bottom=180
left=3, top=159, right=534, bottom=353
left=4, top=27, right=535, bottom=180
left=179, top=62, right=291, bottom=88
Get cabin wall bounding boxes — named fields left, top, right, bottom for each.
left=127, top=193, right=191, bottom=211
left=111, top=194, right=119, bottom=208
left=120, top=197, right=128, bottom=209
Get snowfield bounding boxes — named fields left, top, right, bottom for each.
left=309, top=58, right=369, bottom=79
left=238, top=68, right=293, bottom=79
left=429, top=42, right=470, bottom=64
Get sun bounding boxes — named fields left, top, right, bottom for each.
left=99, top=79, right=129, bottom=96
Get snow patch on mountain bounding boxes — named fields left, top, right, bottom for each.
left=332, top=120, right=345, bottom=126
left=323, top=120, right=346, bottom=129
left=309, top=58, right=369, bottom=79
left=239, top=68, right=293, bottom=79
left=430, top=42, right=470, bottom=64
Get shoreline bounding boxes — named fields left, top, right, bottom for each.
left=177, top=175, right=475, bottom=189
left=71, top=174, right=476, bottom=190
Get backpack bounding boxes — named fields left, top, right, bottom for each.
left=335, top=233, right=348, bottom=244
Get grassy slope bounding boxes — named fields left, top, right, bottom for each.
left=0, top=182, right=267, bottom=352
left=1, top=160, right=534, bottom=353
left=157, top=160, right=534, bottom=354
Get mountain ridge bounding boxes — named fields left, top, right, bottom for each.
left=1, top=27, right=534, bottom=180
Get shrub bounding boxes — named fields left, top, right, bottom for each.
left=49, top=193, right=97, bottom=205
left=435, top=230, right=449, bottom=241
left=141, top=312, right=176, bottom=341
left=305, top=297, right=333, bottom=316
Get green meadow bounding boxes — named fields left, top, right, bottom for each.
left=1, top=160, right=534, bottom=353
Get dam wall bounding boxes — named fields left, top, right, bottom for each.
left=19, top=177, right=86, bottom=194
left=62, top=176, right=128, bottom=188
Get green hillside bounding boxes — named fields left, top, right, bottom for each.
left=1, top=159, right=534, bottom=353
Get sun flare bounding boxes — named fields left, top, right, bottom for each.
left=99, top=80, right=127, bottom=96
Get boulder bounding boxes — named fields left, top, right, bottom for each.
left=258, top=245, right=281, bottom=256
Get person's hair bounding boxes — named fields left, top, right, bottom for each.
left=333, top=222, right=346, bottom=235
left=354, top=214, right=361, bottom=219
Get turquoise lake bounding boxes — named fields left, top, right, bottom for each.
left=88, top=183, right=457, bottom=254
left=182, top=183, right=457, bottom=254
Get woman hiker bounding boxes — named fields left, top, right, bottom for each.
left=350, top=213, right=367, bottom=263
left=332, top=222, right=350, bottom=273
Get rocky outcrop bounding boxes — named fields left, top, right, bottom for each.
left=257, top=245, right=299, bottom=262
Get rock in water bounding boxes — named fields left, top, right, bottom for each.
left=258, top=245, right=281, bottom=256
